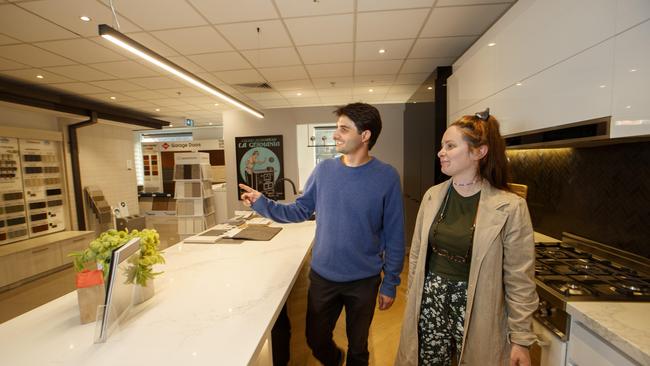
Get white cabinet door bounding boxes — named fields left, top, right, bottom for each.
left=610, top=20, right=650, bottom=138
left=567, top=321, right=639, bottom=366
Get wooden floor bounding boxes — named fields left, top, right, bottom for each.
left=0, top=242, right=409, bottom=366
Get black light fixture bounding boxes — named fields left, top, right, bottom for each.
left=98, top=24, right=264, bottom=119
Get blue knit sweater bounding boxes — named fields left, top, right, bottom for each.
left=252, top=157, right=405, bottom=297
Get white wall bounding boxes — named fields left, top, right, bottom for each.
left=223, top=103, right=405, bottom=216
left=0, top=103, right=60, bottom=131
left=76, top=122, right=140, bottom=219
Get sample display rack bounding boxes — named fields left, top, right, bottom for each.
left=173, top=152, right=215, bottom=237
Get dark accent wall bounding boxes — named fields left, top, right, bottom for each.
left=507, top=141, right=650, bottom=258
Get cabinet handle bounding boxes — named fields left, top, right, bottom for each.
left=32, top=247, right=49, bottom=254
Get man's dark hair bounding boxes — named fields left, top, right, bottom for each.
left=333, top=103, right=382, bottom=150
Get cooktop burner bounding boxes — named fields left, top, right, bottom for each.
left=535, top=240, right=650, bottom=301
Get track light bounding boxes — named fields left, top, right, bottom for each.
left=98, top=24, right=264, bottom=119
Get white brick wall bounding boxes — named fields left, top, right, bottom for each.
left=77, top=123, right=139, bottom=218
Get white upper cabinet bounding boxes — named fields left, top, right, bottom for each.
left=448, top=0, right=650, bottom=138
left=610, top=19, right=650, bottom=138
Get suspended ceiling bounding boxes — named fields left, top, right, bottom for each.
left=0, top=0, right=515, bottom=126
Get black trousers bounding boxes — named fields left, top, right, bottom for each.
left=272, top=304, right=291, bottom=366
left=306, top=269, right=381, bottom=366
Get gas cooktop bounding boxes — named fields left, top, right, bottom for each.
left=535, top=236, right=650, bottom=302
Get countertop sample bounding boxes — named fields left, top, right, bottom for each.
left=567, top=301, right=650, bottom=365
left=0, top=221, right=315, bottom=365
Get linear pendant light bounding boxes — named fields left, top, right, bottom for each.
left=98, top=24, right=264, bottom=119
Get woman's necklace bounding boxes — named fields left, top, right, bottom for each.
left=453, top=176, right=478, bottom=187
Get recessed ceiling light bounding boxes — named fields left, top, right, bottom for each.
left=109, top=96, right=116, bottom=100
left=516, top=82, right=523, bottom=86
left=169, top=124, right=173, bottom=127
left=296, top=92, right=302, bottom=96
left=488, top=42, right=496, bottom=47
left=155, top=108, right=160, bottom=112
left=599, top=85, right=606, bottom=88
left=369, top=88, right=374, bottom=92
left=629, top=68, right=637, bottom=72
left=36, top=75, right=44, bottom=79
left=80, top=16, right=91, bottom=22
left=427, top=86, right=432, bottom=90
left=378, top=49, right=386, bottom=54
left=209, top=122, right=213, bottom=125
left=625, top=105, right=632, bottom=109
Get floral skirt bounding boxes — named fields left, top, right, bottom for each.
left=417, top=271, right=468, bottom=366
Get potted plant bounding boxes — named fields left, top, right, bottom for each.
left=69, top=229, right=165, bottom=303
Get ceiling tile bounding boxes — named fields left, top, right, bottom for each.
left=268, top=79, right=313, bottom=91
left=275, top=0, right=353, bottom=17
left=90, top=60, right=159, bottom=78
left=241, top=47, right=301, bottom=68
left=353, top=74, right=396, bottom=86
left=188, top=52, right=251, bottom=72
left=167, top=56, right=206, bottom=74
left=306, top=62, right=353, bottom=78
left=285, top=14, right=353, bottom=45
left=394, top=72, right=430, bottom=85
left=156, top=87, right=206, bottom=98
left=217, top=20, right=291, bottom=50
left=258, top=65, right=308, bottom=82
left=244, top=91, right=284, bottom=101
left=297, top=43, right=353, bottom=64
left=410, top=36, right=476, bottom=58
left=388, top=84, right=421, bottom=94
left=213, top=69, right=264, bottom=84
left=120, top=32, right=179, bottom=57
left=356, top=39, right=414, bottom=61
left=0, top=44, right=75, bottom=67
left=281, top=89, right=317, bottom=98
left=354, top=60, right=403, bottom=76
left=152, top=26, right=232, bottom=54
left=130, top=76, right=186, bottom=89
left=0, top=57, right=27, bottom=71
left=357, top=0, right=434, bottom=11
left=312, top=77, right=354, bottom=88
left=437, top=0, right=514, bottom=6
left=20, top=0, right=141, bottom=37
left=289, top=97, right=321, bottom=106
left=0, top=34, right=20, bottom=45
left=356, top=9, right=429, bottom=41
left=36, top=38, right=125, bottom=64
left=50, top=82, right=110, bottom=94
left=101, top=0, right=206, bottom=30
left=0, top=4, right=77, bottom=42
left=401, top=57, right=454, bottom=73
left=0, top=68, right=73, bottom=83
left=44, top=65, right=115, bottom=81
left=383, top=94, right=413, bottom=102
left=86, top=93, right=136, bottom=103
left=90, top=80, right=144, bottom=92
left=150, top=98, right=192, bottom=107
left=353, top=86, right=389, bottom=95
left=259, top=99, right=290, bottom=108
left=188, top=0, right=278, bottom=24
left=122, top=89, right=168, bottom=100
left=316, top=88, right=352, bottom=97
left=421, top=4, right=510, bottom=37
left=320, top=96, right=353, bottom=105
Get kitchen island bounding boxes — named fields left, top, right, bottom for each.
left=0, top=221, right=316, bottom=366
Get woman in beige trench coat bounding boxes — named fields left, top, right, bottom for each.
left=395, top=110, right=538, bottom=366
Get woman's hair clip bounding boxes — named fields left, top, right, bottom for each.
left=475, top=108, right=490, bottom=121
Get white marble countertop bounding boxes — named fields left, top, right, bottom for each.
left=567, top=302, right=650, bottom=365
left=0, top=221, right=315, bottom=366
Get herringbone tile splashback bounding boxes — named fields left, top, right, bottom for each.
left=508, top=142, right=650, bottom=258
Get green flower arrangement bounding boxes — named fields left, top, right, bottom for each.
left=69, top=228, right=165, bottom=286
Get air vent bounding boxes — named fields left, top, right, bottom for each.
left=235, top=82, right=273, bottom=90
left=505, top=117, right=610, bottom=148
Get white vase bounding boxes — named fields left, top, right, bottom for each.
left=133, top=279, right=155, bottom=304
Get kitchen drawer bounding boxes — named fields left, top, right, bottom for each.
left=59, top=233, right=94, bottom=264
left=567, top=321, right=639, bottom=366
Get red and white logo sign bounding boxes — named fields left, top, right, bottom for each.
left=161, top=142, right=170, bottom=150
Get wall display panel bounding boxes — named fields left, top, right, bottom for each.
left=19, top=139, right=65, bottom=238
left=173, top=152, right=215, bottom=236
left=0, top=137, right=28, bottom=245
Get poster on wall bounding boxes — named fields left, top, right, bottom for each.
left=235, top=135, right=284, bottom=201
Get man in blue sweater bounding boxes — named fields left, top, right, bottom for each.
left=239, top=103, right=405, bottom=366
